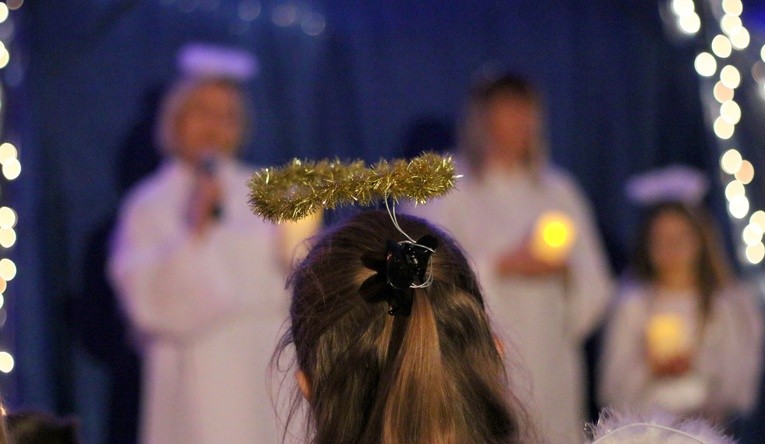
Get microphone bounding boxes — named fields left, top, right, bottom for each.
left=197, top=154, right=224, bottom=220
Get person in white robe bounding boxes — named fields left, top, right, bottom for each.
left=599, top=192, right=763, bottom=423
left=408, top=73, right=613, bottom=443
left=109, top=73, right=301, bottom=443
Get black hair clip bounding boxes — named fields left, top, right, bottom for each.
left=359, top=235, right=438, bottom=316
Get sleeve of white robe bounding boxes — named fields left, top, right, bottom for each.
left=552, top=174, right=614, bottom=340
left=108, top=193, right=245, bottom=342
left=598, top=290, right=653, bottom=409
left=705, top=285, right=764, bottom=414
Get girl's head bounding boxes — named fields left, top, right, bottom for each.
left=281, top=210, right=527, bottom=444
left=632, top=202, right=731, bottom=312
left=460, top=73, right=546, bottom=176
left=155, top=76, right=251, bottom=164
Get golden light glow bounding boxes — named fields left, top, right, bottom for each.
left=743, top=223, right=764, bottom=246
left=713, top=82, right=734, bottom=103
left=746, top=242, right=765, bottom=264
left=720, top=65, right=741, bottom=89
left=721, top=14, right=743, bottom=35
left=2, top=158, right=20, bottom=180
left=729, top=195, right=750, bottom=219
left=0, top=4, right=9, bottom=24
left=678, top=13, right=701, bottom=35
left=671, top=0, right=695, bottom=16
left=720, top=100, right=741, bottom=124
left=0, top=228, right=16, bottom=248
left=722, top=0, right=743, bottom=16
left=531, top=211, right=576, bottom=264
left=646, top=313, right=689, bottom=362
left=725, top=179, right=745, bottom=201
left=713, top=117, right=734, bottom=139
left=0, top=259, right=17, bottom=281
left=712, top=35, right=732, bottom=58
left=0, top=143, right=16, bottom=164
left=694, top=52, right=717, bottom=77
left=751, top=210, right=765, bottom=230
left=0, top=207, right=17, bottom=229
left=730, top=26, right=751, bottom=50
left=0, top=351, right=13, bottom=373
left=735, top=160, right=754, bottom=184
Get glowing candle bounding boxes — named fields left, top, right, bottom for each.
left=530, top=211, right=576, bottom=264
left=646, top=313, right=690, bottom=362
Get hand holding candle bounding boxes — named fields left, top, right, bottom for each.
left=529, top=211, right=577, bottom=265
left=646, top=313, right=693, bottom=376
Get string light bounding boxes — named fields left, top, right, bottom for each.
left=0, top=3, right=23, bottom=375
left=685, top=0, right=765, bottom=265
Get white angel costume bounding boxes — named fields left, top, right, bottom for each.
left=409, top=167, right=613, bottom=443
left=599, top=283, right=763, bottom=420
left=109, top=159, right=288, bottom=444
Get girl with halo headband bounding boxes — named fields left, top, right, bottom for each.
left=599, top=165, right=764, bottom=426
left=249, top=155, right=535, bottom=443
left=406, top=72, right=614, bottom=442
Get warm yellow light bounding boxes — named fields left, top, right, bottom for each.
left=713, top=117, right=735, bottom=139
left=2, top=158, right=20, bottom=180
left=0, top=259, right=17, bottom=282
left=751, top=210, right=765, bottom=230
left=721, top=14, right=743, bottom=35
left=713, top=82, right=734, bottom=103
left=671, top=0, right=695, bottom=16
left=694, top=52, right=717, bottom=77
left=712, top=35, right=733, bottom=58
left=531, top=211, right=576, bottom=264
left=0, top=4, right=9, bottom=24
left=725, top=179, right=745, bottom=200
left=720, top=65, right=741, bottom=89
left=729, top=195, right=750, bottom=219
left=722, top=0, right=743, bottom=16
left=646, top=313, right=689, bottom=362
left=0, top=143, right=17, bottom=164
left=0, top=352, right=13, bottom=374
left=0, top=228, right=16, bottom=248
left=730, top=26, right=751, bottom=50
left=735, top=160, right=754, bottom=184
left=746, top=242, right=765, bottom=264
left=743, top=223, right=764, bottom=246
left=0, top=207, right=16, bottom=229
left=678, top=13, right=700, bottom=35
left=720, top=100, right=741, bottom=124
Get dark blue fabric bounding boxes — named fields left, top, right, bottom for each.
left=12, top=1, right=765, bottom=442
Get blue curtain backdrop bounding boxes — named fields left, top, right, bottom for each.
left=10, top=0, right=765, bottom=442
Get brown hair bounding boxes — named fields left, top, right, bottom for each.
left=459, top=73, right=547, bottom=177
left=279, top=210, right=529, bottom=443
left=632, top=202, right=732, bottom=320
left=154, top=76, right=253, bottom=156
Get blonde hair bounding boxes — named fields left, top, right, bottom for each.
left=459, top=73, right=548, bottom=178
left=154, top=76, right=252, bottom=157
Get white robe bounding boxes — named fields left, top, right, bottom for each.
left=599, top=283, right=763, bottom=420
left=108, top=159, right=288, bottom=444
left=408, top=167, right=613, bottom=443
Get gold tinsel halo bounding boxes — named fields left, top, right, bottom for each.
left=248, top=152, right=458, bottom=222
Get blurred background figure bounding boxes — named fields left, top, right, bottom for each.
left=408, top=73, right=613, bottom=442
left=599, top=166, right=763, bottom=425
left=107, top=45, right=296, bottom=444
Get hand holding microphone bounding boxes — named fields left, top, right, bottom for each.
left=187, top=153, right=223, bottom=236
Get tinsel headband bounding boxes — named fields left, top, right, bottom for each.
left=248, top=153, right=458, bottom=316
left=247, top=152, right=457, bottom=223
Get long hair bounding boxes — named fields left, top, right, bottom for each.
left=278, top=210, right=529, bottom=443
left=459, top=73, right=548, bottom=178
left=631, top=202, right=732, bottom=321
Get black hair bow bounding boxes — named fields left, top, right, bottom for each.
left=359, top=235, right=438, bottom=316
